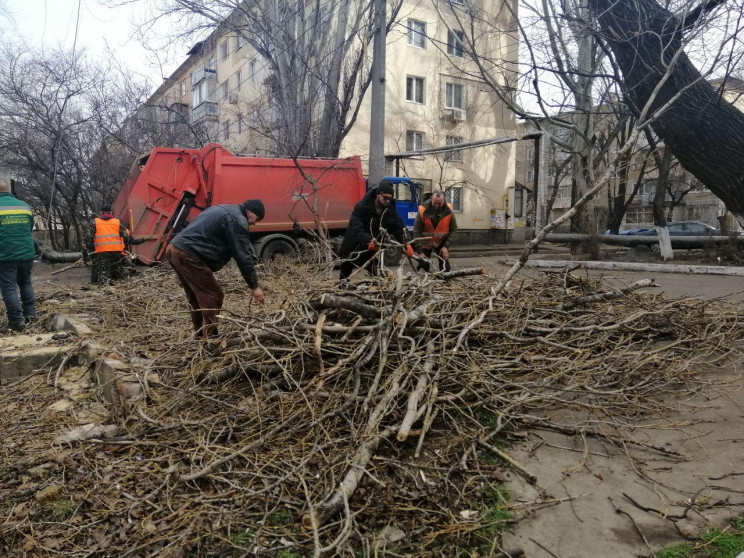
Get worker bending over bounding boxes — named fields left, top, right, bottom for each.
left=166, top=199, right=265, bottom=338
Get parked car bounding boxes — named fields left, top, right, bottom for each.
left=632, top=221, right=721, bottom=236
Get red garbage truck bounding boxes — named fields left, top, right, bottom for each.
left=113, top=144, right=368, bottom=264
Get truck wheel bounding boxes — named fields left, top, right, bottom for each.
left=261, top=239, right=297, bottom=261
left=383, top=246, right=402, bottom=267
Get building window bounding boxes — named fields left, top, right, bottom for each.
left=236, top=70, right=242, bottom=91
left=406, top=76, right=425, bottom=104
left=447, top=30, right=464, bottom=57
left=249, top=59, right=257, bottom=82
left=223, top=119, right=230, bottom=140
left=221, top=81, right=229, bottom=100
left=236, top=35, right=244, bottom=50
left=407, top=19, right=426, bottom=48
left=220, top=41, right=228, bottom=61
left=514, top=187, right=524, bottom=218
left=406, top=130, right=425, bottom=152
left=445, top=82, right=463, bottom=109
left=237, top=116, right=244, bottom=134
left=526, top=146, right=535, bottom=164
left=445, top=187, right=463, bottom=211
left=526, top=169, right=535, bottom=182
left=445, top=136, right=463, bottom=162
left=180, top=81, right=186, bottom=96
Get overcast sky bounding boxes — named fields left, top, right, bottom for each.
left=5, top=0, right=183, bottom=90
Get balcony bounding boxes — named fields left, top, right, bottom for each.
left=191, top=67, right=217, bottom=85
left=191, top=101, right=218, bottom=122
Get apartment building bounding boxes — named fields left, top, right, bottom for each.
left=145, top=0, right=518, bottom=243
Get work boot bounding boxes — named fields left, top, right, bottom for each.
left=0, top=322, right=25, bottom=334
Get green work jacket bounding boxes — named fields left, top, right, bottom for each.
left=0, top=192, right=35, bottom=262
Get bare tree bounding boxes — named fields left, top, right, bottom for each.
left=0, top=43, right=174, bottom=249
left=587, top=0, right=744, bottom=222
left=123, top=0, right=403, bottom=158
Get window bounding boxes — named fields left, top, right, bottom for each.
left=447, top=30, right=464, bottom=57
left=236, top=70, right=242, bottom=91
left=407, top=19, right=426, bottom=48
left=223, top=119, right=230, bottom=140
left=514, top=188, right=524, bottom=218
left=445, top=187, right=463, bottom=211
left=445, top=82, right=463, bottom=109
left=406, top=130, right=425, bottom=152
left=235, top=35, right=244, bottom=50
left=180, top=81, right=186, bottom=96
left=406, top=76, right=425, bottom=104
left=526, top=169, right=535, bottom=182
left=208, top=55, right=216, bottom=71
left=237, top=117, right=244, bottom=134
left=445, top=136, right=462, bottom=162
left=220, top=41, right=228, bottom=61
left=526, top=146, right=535, bottom=164
left=249, top=59, right=257, bottom=82
left=221, top=81, right=229, bottom=100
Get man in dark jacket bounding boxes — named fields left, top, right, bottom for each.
left=0, top=174, right=36, bottom=332
left=166, top=199, right=265, bottom=338
left=412, top=190, right=457, bottom=272
left=338, top=180, right=413, bottom=281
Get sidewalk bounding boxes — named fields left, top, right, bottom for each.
left=449, top=241, right=571, bottom=259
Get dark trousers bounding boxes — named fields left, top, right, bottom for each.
left=166, top=244, right=224, bottom=338
left=92, top=252, right=126, bottom=285
left=339, top=247, right=378, bottom=280
left=422, top=247, right=451, bottom=272
left=0, top=261, right=36, bottom=329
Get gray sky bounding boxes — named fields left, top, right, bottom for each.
left=6, top=0, right=181, bottom=89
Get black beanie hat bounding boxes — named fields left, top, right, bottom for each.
left=377, top=180, right=394, bottom=196
left=241, top=199, right=265, bottom=221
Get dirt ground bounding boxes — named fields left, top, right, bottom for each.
left=501, top=365, right=744, bottom=557
left=14, top=251, right=744, bottom=556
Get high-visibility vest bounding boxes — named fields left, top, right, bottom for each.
left=94, top=217, right=125, bottom=253
left=418, top=205, right=452, bottom=249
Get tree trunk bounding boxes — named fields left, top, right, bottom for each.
left=588, top=0, right=744, bottom=222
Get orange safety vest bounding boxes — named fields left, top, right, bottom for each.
left=418, top=205, right=452, bottom=249
left=94, top=217, right=125, bottom=253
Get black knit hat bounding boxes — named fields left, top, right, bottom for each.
left=241, top=199, right=265, bottom=221
left=377, top=180, right=394, bottom=196
left=101, top=203, right=112, bottom=213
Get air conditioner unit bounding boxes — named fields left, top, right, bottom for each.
left=451, top=108, right=466, bottom=122
left=228, top=93, right=238, bottom=104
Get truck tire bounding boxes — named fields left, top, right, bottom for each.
left=261, top=238, right=298, bottom=261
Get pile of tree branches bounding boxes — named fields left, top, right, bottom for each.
left=1, top=261, right=742, bottom=556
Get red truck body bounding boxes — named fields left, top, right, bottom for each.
left=113, top=144, right=367, bottom=263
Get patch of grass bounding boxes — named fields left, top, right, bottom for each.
left=37, top=498, right=78, bottom=522
left=229, top=529, right=253, bottom=548
left=657, top=517, right=744, bottom=558
left=467, top=482, right=511, bottom=554
left=266, top=508, right=294, bottom=526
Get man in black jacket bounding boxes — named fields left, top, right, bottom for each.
left=166, top=199, right=265, bottom=338
left=338, top=180, right=413, bottom=281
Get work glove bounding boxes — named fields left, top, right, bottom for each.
left=405, top=244, right=414, bottom=258
left=367, top=240, right=379, bottom=251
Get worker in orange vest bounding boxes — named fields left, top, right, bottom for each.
left=84, top=204, right=141, bottom=285
left=412, top=190, right=458, bottom=272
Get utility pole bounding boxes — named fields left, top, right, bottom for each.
left=368, top=0, right=386, bottom=188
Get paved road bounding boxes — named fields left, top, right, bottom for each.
left=449, top=253, right=744, bottom=304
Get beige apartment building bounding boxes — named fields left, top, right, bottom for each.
left=145, top=0, right=518, bottom=243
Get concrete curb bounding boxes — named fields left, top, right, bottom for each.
left=501, top=258, right=744, bottom=276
